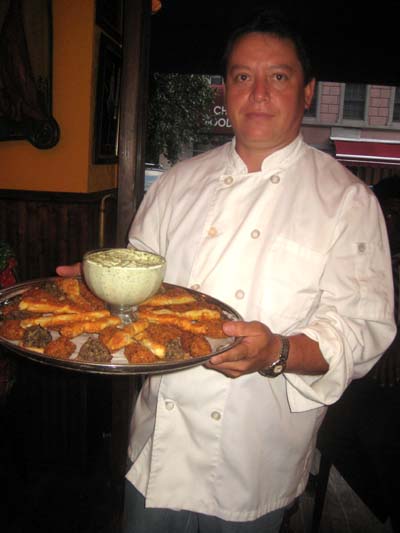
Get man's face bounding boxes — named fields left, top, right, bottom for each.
left=225, top=32, right=315, bottom=159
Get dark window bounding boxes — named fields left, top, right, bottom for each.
left=393, top=87, right=400, bottom=122
left=343, top=84, right=366, bottom=120
left=209, top=75, right=223, bottom=85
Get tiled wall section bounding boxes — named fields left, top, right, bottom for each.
left=368, top=85, right=392, bottom=126
left=319, top=82, right=341, bottom=122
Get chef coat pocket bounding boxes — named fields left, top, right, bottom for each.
left=257, top=236, right=325, bottom=321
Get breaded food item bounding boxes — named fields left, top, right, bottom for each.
left=55, top=278, right=93, bottom=311
left=123, top=319, right=150, bottom=336
left=0, top=319, right=25, bottom=340
left=19, top=287, right=86, bottom=315
left=21, top=325, right=52, bottom=353
left=199, top=319, right=229, bottom=339
left=78, top=281, right=106, bottom=310
left=99, top=320, right=150, bottom=352
left=124, top=340, right=159, bottom=363
left=20, top=309, right=110, bottom=329
left=135, top=324, right=189, bottom=359
left=55, top=278, right=106, bottom=311
left=44, top=336, right=76, bottom=359
left=78, top=337, right=112, bottom=363
left=139, top=302, right=221, bottom=322
left=1, top=298, right=37, bottom=320
left=136, top=311, right=208, bottom=334
left=141, top=286, right=197, bottom=306
left=180, top=331, right=212, bottom=357
left=59, top=315, right=121, bottom=338
left=99, top=326, right=136, bottom=353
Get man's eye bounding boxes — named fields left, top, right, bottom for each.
left=236, top=74, right=249, bottom=82
left=273, top=73, right=288, bottom=81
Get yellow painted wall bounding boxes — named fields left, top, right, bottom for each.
left=0, top=0, right=117, bottom=193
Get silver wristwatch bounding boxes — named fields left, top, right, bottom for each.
left=258, top=335, right=290, bottom=377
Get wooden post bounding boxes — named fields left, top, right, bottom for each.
left=116, top=0, right=151, bottom=247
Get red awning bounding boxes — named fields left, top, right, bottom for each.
left=333, top=139, right=400, bottom=167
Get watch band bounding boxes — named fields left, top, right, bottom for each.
left=258, top=335, right=290, bottom=377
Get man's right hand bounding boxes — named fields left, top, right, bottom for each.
left=56, top=263, right=81, bottom=277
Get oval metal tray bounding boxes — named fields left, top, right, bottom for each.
left=0, top=278, right=242, bottom=375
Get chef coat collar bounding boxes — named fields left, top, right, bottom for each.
left=227, top=135, right=305, bottom=177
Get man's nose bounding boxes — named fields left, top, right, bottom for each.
left=251, top=79, right=270, bottom=103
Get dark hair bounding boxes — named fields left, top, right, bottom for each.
left=373, top=176, right=400, bottom=201
left=221, top=9, right=314, bottom=86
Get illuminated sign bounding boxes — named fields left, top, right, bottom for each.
left=207, top=85, right=233, bottom=134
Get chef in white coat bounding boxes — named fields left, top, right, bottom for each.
left=95, top=10, right=395, bottom=533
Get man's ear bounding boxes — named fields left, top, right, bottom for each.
left=304, top=78, right=316, bottom=110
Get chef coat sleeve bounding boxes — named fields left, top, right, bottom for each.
left=285, top=185, right=396, bottom=412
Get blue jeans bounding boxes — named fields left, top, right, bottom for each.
left=122, top=480, right=286, bottom=533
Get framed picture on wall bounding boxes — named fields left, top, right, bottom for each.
left=93, top=33, right=122, bottom=164
left=0, top=0, right=59, bottom=149
left=95, top=0, right=123, bottom=44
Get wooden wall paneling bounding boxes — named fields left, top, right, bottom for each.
left=0, top=189, right=117, bottom=281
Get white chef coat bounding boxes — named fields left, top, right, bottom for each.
left=126, top=135, right=396, bottom=521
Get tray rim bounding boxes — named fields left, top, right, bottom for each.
left=0, top=277, right=243, bottom=376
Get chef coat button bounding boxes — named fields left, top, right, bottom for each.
left=224, top=176, right=234, bottom=185
left=358, top=242, right=366, bottom=253
left=208, top=227, right=218, bottom=237
left=191, top=283, right=200, bottom=291
left=251, top=229, right=260, bottom=239
left=271, top=175, right=280, bottom=184
left=235, top=289, right=245, bottom=300
left=211, top=410, right=221, bottom=421
left=165, top=400, right=175, bottom=411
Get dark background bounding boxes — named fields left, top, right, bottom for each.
left=149, top=0, right=400, bottom=86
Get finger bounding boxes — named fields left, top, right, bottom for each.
left=208, top=344, right=248, bottom=366
left=222, top=320, right=262, bottom=338
left=204, top=360, right=249, bottom=378
left=56, top=262, right=82, bottom=277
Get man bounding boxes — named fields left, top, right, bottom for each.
left=316, top=175, right=400, bottom=532
left=59, top=10, right=395, bottom=533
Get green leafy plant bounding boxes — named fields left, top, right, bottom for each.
left=146, top=73, right=215, bottom=164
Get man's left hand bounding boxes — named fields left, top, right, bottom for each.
left=204, top=320, right=281, bottom=378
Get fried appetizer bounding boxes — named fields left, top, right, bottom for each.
left=139, top=302, right=221, bottom=322
left=20, top=309, right=110, bottom=329
left=59, top=315, right=121, bottom=338
left=141, top=286, right=197, bottom=306
left=180, top=331, right=212, bottom=357
left=99, top=320, right=149, bottom=352
left=124, top=340, right=159, bottom=364
left=19, top=287, right=85, bottom=315
left=55, top=278, right=106, bottom=311
left=0, top=319, right=25, bottom=340
left=134, top=324, right=190, bottom=359
left=1, top=298, right=36, bottom=320
left=78, top=337, right=112, bottom=363
left=136, top=311, right=208, bottom=334
left=77, top=281, right=106, bottom=310
left=44, top=336, right=76, bottom=359
left=199, top=319, right=229, bottom=339
left=21, top=325, right=52, bottom=353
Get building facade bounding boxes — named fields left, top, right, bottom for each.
left=204, top=79, right=400, bottom=185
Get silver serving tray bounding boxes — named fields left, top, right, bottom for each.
left=0, top=278, right=242, bottom=375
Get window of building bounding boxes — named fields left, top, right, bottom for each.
left=392, top=87, right=400, bottom=122
left=209, top=75, right=223, bottom=85
left=343, top=83, right=366, bottom=120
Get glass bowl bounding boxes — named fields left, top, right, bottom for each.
left=83, top=248, right=166, bottom=323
